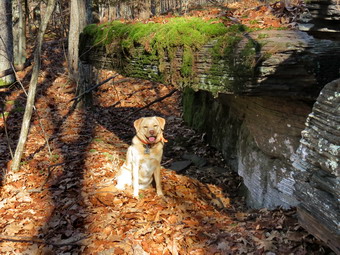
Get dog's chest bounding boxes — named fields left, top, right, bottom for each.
left=138, top=158, right=157, bottom=187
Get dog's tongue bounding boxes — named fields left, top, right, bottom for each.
left=148, top=136, right=156, bottom=142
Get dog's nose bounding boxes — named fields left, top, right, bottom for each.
left=149, top=130, right=155, bottom=135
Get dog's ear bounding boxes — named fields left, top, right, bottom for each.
left=156, top=117, right=166, bottom=130
left=133, top=118, right=144, bottom=131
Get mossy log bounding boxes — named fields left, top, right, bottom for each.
left=80, top=19, right=340, bottom=99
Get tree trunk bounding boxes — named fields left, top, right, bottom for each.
left=13, top=0, right=27, bottom=70
left=0, top=0, right=15, bottom=86
left=94, top=0, right=225, bottom=21
left=68, top=0, right=93, bottom=108
left=11, top=0, right=56, bottom=172
left=68, top=0, right=92, bottom=82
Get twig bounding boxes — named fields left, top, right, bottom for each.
left=28, top=162, right=66, bottom=193
left=0, top=235, right=45, bottom=244
left=41, top=162, right=66, bottom=188
left=0, top=234, right=89, bottom=247
left=78, top=32, right=111, bottom=60
left=69, top=75, right=132, bottom=102
left=120, top=89, right=178, bottom=120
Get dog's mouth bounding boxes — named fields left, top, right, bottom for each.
left=147, top=136, right=156, bottom=143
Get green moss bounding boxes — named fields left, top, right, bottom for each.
left=81, top=17, right=230, bottom=86
left=0, top=78, right=12, bottom=86
left=249, top=20, right=259, bottom=25
left=204, top=24, right=267, bottom=95
left=81, top=18, right=271, bottom=92
left=202, top=32, right=243, bottom=95
left=181, top=47, right=194, bottom=77
left=182, top=87, right=196, bottom=125
left=257, top=33, right=269, bottom=39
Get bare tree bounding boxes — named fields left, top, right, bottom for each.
left=0, top=0, right=15, bottom=85
left=11, top=0, right=57, bottom=172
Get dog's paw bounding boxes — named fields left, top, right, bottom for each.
left=157, top=191, right=164, bottom=197
left=133, top=191, right=139, bottom=198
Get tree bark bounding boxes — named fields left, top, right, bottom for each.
left=11, top=0, right=56, bottom=172
left=68, top=0, right=93, bottom=108
left=0, top=0, right=15, bottom=85
left=13, top=0, right=27, bottom=70
left=68, top=0, right=92, bottom=82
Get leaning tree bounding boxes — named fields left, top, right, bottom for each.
left=11, top=0, right=57, bottom=172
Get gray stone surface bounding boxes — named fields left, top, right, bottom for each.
left=183, top=90, right=312, bottom=209
left=293, top=79, right=340, bottom=254
left=299, top=0, right=340, bottom=39
left=168, top=160, right=192, bottom=172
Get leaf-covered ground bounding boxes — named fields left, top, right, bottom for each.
left=0, top=37, right=333, bottom=254
left=131, top=0, right=307, bottom=29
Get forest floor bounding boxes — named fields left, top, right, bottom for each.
left=0, top=38, right=334, bottom=255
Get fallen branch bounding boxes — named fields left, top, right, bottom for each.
left=120, top=89, right=178, bottom=120
left=0, top=234, right=88, bottom=247
left=0, top=235, right=45, bottom=244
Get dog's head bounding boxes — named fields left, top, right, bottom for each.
left=134, top=116, right=166, bottom=144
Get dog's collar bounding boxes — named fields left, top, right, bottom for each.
left=136, top=135, right=168, bottom=154
left=144, top=144, right=151, bottom=154
left=137, top=135, right=168, bottom=146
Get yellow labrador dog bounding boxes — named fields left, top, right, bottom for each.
left=116, top=116, right=167, bottom=198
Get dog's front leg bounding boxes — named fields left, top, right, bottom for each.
left=154, top=165, right=163, bottom=197
left=132, top=159, right=139, bottom=198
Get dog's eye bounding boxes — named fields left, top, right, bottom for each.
left=143, top=126, right=148, bottom=129
left=154, top=125, right=158, bottom=128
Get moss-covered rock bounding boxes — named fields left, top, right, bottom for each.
left=80, top=17, right=264, bottom=90
left=81, top=19, right=340, bottom=98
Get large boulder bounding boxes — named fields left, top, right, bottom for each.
left=183, top=89, right=312, bottom=208
left=293, top=79, right=340, bottom=254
